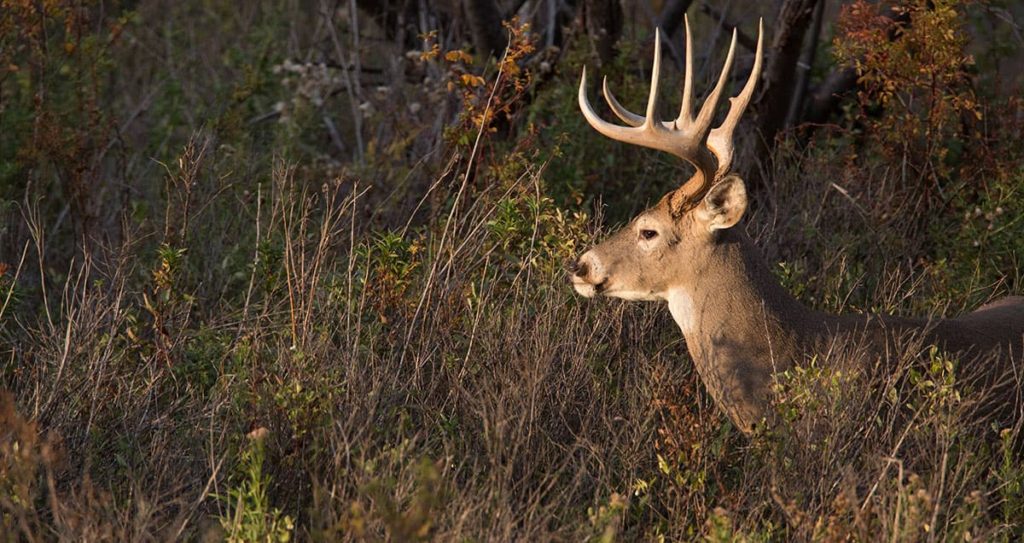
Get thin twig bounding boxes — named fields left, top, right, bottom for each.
left=0, top=241, right=30, bottom=322
left=400, top=34, right=515, bottom=376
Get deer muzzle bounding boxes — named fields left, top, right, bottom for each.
left=570, top=251, right=607, bottom=297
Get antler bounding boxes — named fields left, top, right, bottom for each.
left=578, top=16, right=764, bottom=205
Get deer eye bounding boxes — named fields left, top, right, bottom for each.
left=640, top=229, right=658, bottom=240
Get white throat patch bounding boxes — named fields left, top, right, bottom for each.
left=666, top=289, right=696, bottom=335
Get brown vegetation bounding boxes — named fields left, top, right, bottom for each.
left=2, top=0, right=1024, bottom=540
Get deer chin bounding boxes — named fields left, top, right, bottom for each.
left=602, top=286, right=661, bottom=302
left=609, top=292, right=660, bottom=302
left=572, top=279, right=599, bottom=298
left=572, top=277, right=660, bottom=301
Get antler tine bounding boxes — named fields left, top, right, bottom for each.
left=678, top=14, right=695, bottom=126
left=579, top=67, right=671, bottom=152
left=708, top=18, right=765, bottom=178
left=603, top=27, right=681, bottom=129
left=602, top=77, right=643, bottom=127
left=578, top=67, right=638, bottom=144
left=692, top=28, right=737, bottom=138
left=644, top=28, right=663, bottom=127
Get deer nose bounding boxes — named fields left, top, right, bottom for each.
left=568, top=258, right=588, bottom=278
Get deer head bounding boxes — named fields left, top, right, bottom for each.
left=570, top=18, right=764, bottom=313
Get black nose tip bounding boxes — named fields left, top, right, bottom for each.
left=568, top=260, right=588, bottom=278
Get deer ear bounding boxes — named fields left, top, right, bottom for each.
left=697, top=175, right=747, bottom=231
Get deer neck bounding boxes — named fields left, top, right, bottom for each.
left=665, top=229, right=819, bottom=432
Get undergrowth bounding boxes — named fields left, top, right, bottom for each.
left=2, top=0, right=1024, bottom=541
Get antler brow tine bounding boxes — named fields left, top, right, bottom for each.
left=602, top=77, right=643, bottom=127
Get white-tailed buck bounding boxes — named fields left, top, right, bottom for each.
left=571, top=18, right=1024, bottom=433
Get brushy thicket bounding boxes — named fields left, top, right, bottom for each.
left=3, top=0, right=1024, bottom=540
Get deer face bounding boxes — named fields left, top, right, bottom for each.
left=571, top=174, right=747, bottom=301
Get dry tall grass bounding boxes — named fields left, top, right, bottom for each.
left=3, top=1, right=1024, bottom=541
left=4, top=134, right=1023, bottom=540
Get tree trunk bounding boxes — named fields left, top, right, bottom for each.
left=583, top=0, right=623, bottom=66
left=804, top=67, right=858, bottom=125
left=656, top=0, right=695, bottom=38
left=464, top=0, right=506, bottom=59
left=802, top=6, right=911, bottom=127
left=754, top=0, right=820, bottom=155
left=785, top=0, right=824, bottom=127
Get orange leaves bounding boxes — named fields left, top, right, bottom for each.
left=833, top=0, right=982, bottom=189
left=496, top=19, right=535, bottom=93
left=418, top=18, right=537, bottom=140
left=837, top=1, right=975, bottom=99
left=458, top=73, right=485, bottom=88
left=836, top=0, right=893, bottom=53
left=444, top=50, right=474, bottom=64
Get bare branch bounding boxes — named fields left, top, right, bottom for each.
left=698, top=2, right=758, bottom=52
